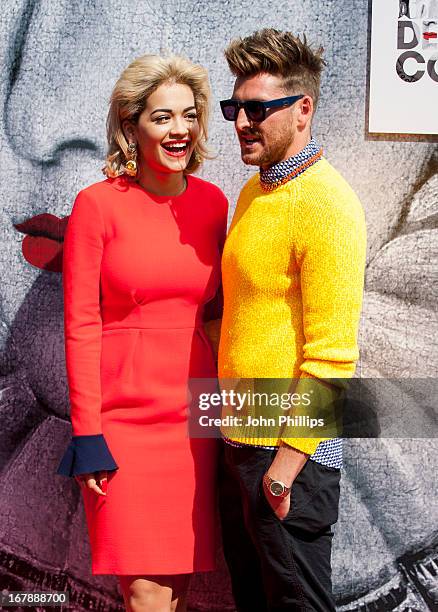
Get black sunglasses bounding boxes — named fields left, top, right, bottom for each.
left=219, top=95, right=304, bottom=122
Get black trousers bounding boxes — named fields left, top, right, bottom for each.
left=218, top=441, right=341, bottom=612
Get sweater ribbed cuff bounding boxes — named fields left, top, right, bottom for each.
left=279, top=437, right=326, bottom=455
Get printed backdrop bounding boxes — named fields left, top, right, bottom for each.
left=0, top=1, right=437, bottom=610
left=369, top=0, right=438, bottom=134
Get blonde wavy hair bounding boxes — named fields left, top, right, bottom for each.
left=103, top=54, right=211, bottom=178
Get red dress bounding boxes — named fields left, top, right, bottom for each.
left=57, top=174, right=228, bottom=575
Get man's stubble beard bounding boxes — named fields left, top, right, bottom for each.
left=240, top=122, right=296, bottom=168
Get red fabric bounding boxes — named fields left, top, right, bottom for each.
left=63, top=174, right=228, bottom=574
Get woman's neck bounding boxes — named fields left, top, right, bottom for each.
left=135, top=168, right=187, bottom=197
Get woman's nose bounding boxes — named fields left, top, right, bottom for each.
left=5, top=23, right=104, bottom=164
left=169, top=116, right=190, bottom=137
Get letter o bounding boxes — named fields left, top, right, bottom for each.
left=427, top=56, right=438, bottom=83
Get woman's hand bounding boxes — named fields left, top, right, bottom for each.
left=74, top=471, right=108, bottom=496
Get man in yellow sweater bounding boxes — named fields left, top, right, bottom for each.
left=217, top=29, right=366, bottom=611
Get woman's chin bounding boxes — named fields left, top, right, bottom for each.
left=158, top=155, right=190, bottom=173
left=144, top=147, right=194, bottom=174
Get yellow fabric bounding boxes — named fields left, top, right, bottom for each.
left=218, top=157, right=367, bottom=454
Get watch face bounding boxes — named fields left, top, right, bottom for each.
left=270, top=481, right=285, bottom=496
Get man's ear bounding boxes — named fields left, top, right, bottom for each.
left=296, top=95, right=314, bottom=129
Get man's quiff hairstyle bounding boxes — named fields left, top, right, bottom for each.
left=224, top=28, right=326, bottom=109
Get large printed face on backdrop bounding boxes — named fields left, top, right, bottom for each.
left=0, top=1, right=437, bottom=610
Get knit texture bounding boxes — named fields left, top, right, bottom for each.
left=218, top=155, right=367, bottom=459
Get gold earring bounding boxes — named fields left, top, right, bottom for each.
left=125, top=142, right=137, bottom=176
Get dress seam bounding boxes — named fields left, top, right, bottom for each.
left=102, top=325, right=206, bottom=331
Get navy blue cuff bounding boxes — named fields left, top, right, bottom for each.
left=56, top=434, right=119, bottom=477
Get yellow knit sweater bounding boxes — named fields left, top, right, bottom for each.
left=217, top=156, right=367, bottom=454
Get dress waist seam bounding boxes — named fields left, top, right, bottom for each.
left=102, top=325, right=205, bottom=331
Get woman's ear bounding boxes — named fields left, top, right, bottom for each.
left=122, top=119, right=136, bottom=142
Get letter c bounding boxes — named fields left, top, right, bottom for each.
left=396, top=51, right=425, bottom=82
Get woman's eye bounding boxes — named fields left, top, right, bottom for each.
left=155, top=116, right=170, bottom=123
left=186, top=114, right=198, bottom=121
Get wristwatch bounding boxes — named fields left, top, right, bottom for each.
left=263, top=474, right=292, bottom=498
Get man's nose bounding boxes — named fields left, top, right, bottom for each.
left=235, top=107, right=251, bottom=131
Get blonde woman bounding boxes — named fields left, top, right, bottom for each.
left=56, top=54, right=228, bottom=611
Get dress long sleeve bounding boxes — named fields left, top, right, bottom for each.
left=56, top=189, right=118, bottom=477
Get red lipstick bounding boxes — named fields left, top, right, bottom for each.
left=14, top=213, right=69, bottom=272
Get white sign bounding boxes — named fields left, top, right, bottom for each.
left=369, top=0, right=438, bottom=135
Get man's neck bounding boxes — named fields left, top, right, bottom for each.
left=261, top=133, right=312, bottom=172
left=283, top=133, right=312, bottom=160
